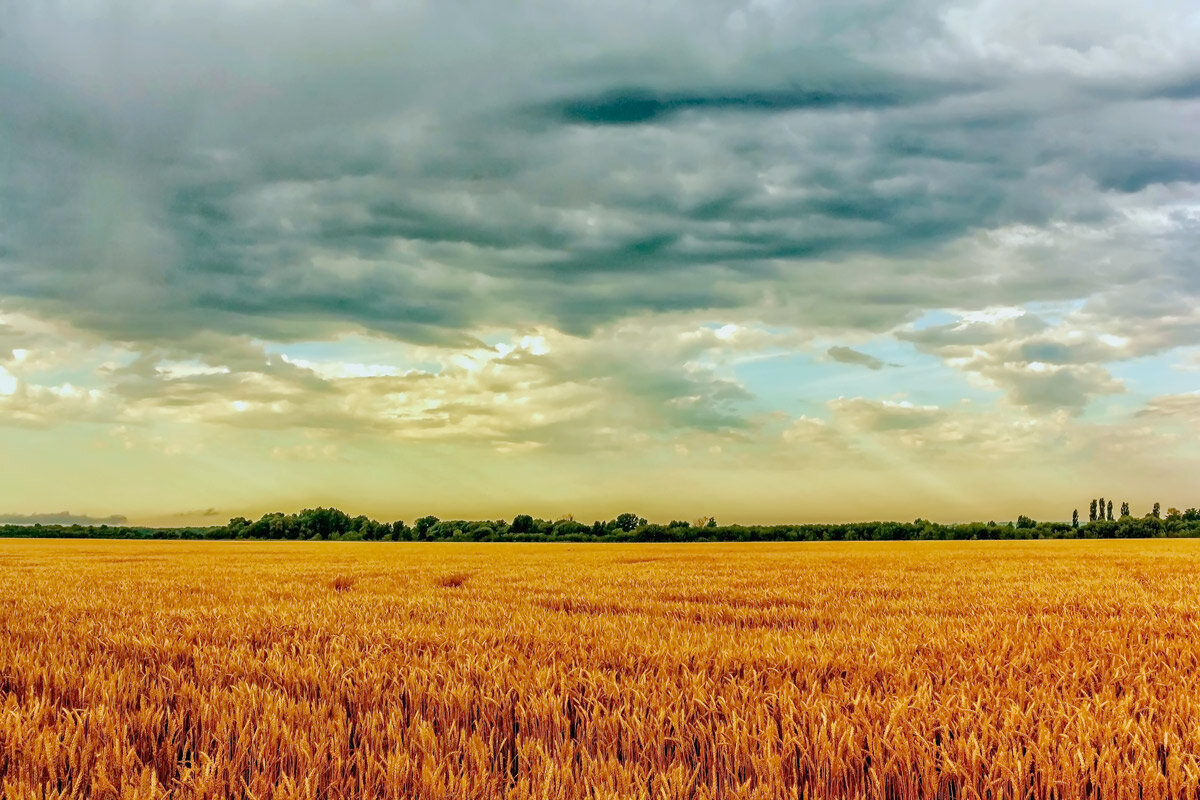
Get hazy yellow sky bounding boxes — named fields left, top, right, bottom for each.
left=2, top=1, right=1199, bottom=526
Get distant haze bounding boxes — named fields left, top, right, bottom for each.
left=1, top=1, right=1198, bottom=526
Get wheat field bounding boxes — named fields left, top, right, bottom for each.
left=1, top=540, right=1198, bottom=799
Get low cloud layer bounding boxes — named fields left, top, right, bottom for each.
left=0, top=512, right=128, bottom=526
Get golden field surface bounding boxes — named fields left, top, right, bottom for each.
left=2, top=540, right=1200, bottom=799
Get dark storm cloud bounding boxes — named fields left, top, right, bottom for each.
left=1093, top=157, right=1200, bottom=194
left=536, top=76, right=966, bottom=126
left=1, top=0, right=1198, bottom=359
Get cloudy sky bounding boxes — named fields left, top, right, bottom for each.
left=1, top=0, right=1198, bottom=526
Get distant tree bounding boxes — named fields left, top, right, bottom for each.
left=1089, top=500, right=1097, bottom=522
left=551, top=519, right=588, bottom=537
left=1152, top=502, right=1161, bottom=519
left=667, top=520, right=690, bottom=529
left=390, top=520, right=409, bottom=541
left=614, top=513, right=646, bottom=532
left=427, top=521, right=460, bottom=540
left=266, top=513, right=292, bottom=539
left=414, top=515, right=439, bottom=540
left=296, top=507, right=352, bottom=540
left=635, top=524, right=674, bottom=542
left=351, top=515, right=373, bottom=539
left=1016, top=515, right=1036, bottom=529
left=1099, top=498, right=1105, bottom=522
left=1106, top=501, right=1113, bottom=521
left=510, top=514, right=534, bottom=534
left=1072, top=509, right=1079, bottom=529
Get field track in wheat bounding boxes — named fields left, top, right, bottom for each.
left=2, top=539, right=1199, bottom=799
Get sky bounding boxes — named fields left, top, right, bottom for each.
left=1, top=0, right=1198, bottom=527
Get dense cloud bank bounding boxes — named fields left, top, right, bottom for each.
left=3, top=0, right=1198, bottom=343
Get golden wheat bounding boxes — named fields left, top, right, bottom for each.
left=1, top=540, right=1198, bottom=799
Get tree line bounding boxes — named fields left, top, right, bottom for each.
left=1082, top=498, right=1166, bottom=523
left=3, top=504, right=1200, bottom=542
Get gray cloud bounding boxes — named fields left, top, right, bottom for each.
left=826, top=346, right=893, bottom=370
left=172, top=507, right=220, bottom=518
left=534, top=74, right=970, bottom=126
left=0, top=0, right=1198, bottom=418
left=0, top=511, right=128, bottom=526
left=898, top=311, right=1132, bottom=412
